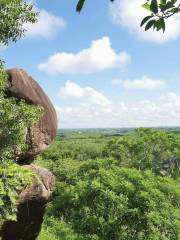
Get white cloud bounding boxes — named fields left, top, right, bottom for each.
left=122, top=76, right=166, bottom=90
left=55, top=90, right=180, bottom=129
left=112, top=76, right=166, bottom=90
left=38, top=37, right=131, bottom=74
left=109, top=0, right=180, bottom=43
left=25, top=9, right=66, bottom=38
left=59, top=81, right=111, bottom=106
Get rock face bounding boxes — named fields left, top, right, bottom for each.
left=1, top=165, right=55, bottom=240
left=0, top=69, right=57, bottom=240
left=6, top=69, right=57, bottom=160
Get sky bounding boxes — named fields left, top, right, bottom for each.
left=1, top=0, right=180, bottom=129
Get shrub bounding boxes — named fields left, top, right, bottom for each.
left=0, top=65, right=41, bottom=222
left=103, top=128, right=180, bottom=178
left=0, top=162, right=32, bottom=225
left=46, top=159, right=180, bottom=240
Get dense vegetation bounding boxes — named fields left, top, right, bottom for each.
left=37, top=128, right=180, bottom=240
left=103, top=128, right=180, bottom=178
left=0, top=1, right=180, bottom=239
left=0, top=0, right=40, bottom=226
left=0, top=64, right=41, bottom=225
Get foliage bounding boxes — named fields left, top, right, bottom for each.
left=37, top=129, right=180, bottom=240
left=0, top=0, right=37, bottom=45
left=0, top=65, right=42, bottom=222
left=76, top=0, right=180, bottom=33
left=0, top=69, right=42, bottom=163
left=39, top=138, right=105, bottom=163
left=141, top=0, right=180, bottom=32
left=0, top=0, right=41, bottom=225
left=38, top=157, right=180, bottom=240
left=76, top=0, right=114, bottom=12
left=0, top=162, right=32, bottom=225
left=0, top=0, right=41, bottom=231
left=103, top=128, right=180, bottom=178
left=38, top=217, right=84, bottom=240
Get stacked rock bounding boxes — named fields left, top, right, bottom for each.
left=0, top=69, right=57, bottom=240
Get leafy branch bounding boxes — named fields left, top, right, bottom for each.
left=76, top=0, right=114, bottom=12
left=141, top=0, right=180, bottom=32
left=76, top=0, right=180, bottom=33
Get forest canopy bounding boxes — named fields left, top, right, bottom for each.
left=38, top=128, right=180, bottom=240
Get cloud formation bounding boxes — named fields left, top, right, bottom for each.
left=25, top=9, right=66, bottom=39
left=110, top=0, right=180, bottom=43
left=56, top=87, right=180, bottom=128
left=38, top=37, right=131, bottom=74
left=112, top=76, right=166, bottom=90
left=59, top=81, right=110, bottom=106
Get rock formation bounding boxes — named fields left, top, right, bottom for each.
left=0, top=69, right=57, bottom=240
left=1, top=165, right=55, bottom=240
left=6, top=68, right=57, bottom=160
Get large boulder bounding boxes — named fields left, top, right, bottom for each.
left=0, top=164, right=55, bottom=240
left=6, top=69, right=57, bottom=160
left=0, top=69, right=57, bottom=240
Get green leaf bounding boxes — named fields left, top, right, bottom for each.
left=142, top=3, right=151, bottom=11
left=153, top=19, right=162, bottom=31
left=160, top=0, right=167, bottom=4
left=153, top=18, right=165, bottom=32
left=76, top=0, right=86, bottom=13
left=163, top=1, right=175, bottom=10
left=159, top=18, right=166, bottom=32
left=170, top=7, right=180, bottom=13
left=150, top=0, right=159, bottom=14
left=171, top=0, right=177, bottom=4
left=140, top=15, right=153, bottom=26
left=175, top=150, right=180, bottom=157
left=145, top=20, right=156, bottom=31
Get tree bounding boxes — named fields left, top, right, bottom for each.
left=103, top=128, right=180, bottom=178
left=0, top=0, right=37, bottom=45
left=0, top=0, right=40, bottom=224
left=76, top=0, right=180, bottom=33
left=41, top=158, right=180, bottom=240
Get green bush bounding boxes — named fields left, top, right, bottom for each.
left=0, top=66, right=42, bottom=222
left=38, top=129, right=180, bottom=239
left=0, top=162, right=32, bottom=225
left=39, top=158, right=180, bottom=240
left=0, top=0, right=40, bottom=227
left=103, top=128, right=180, bottom=178
left=39, top=138, right=105, bottom=162
left=38, top=217, right=84, bottom=240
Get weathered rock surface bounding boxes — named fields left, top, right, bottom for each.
left=0, top=69, right=57, bottom=240
left=7, top=69, right=57, bottom=160
left=0, top=164, right=55, bottom=240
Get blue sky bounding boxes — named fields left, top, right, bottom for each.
left=1, top=0, right=180, bottom=128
